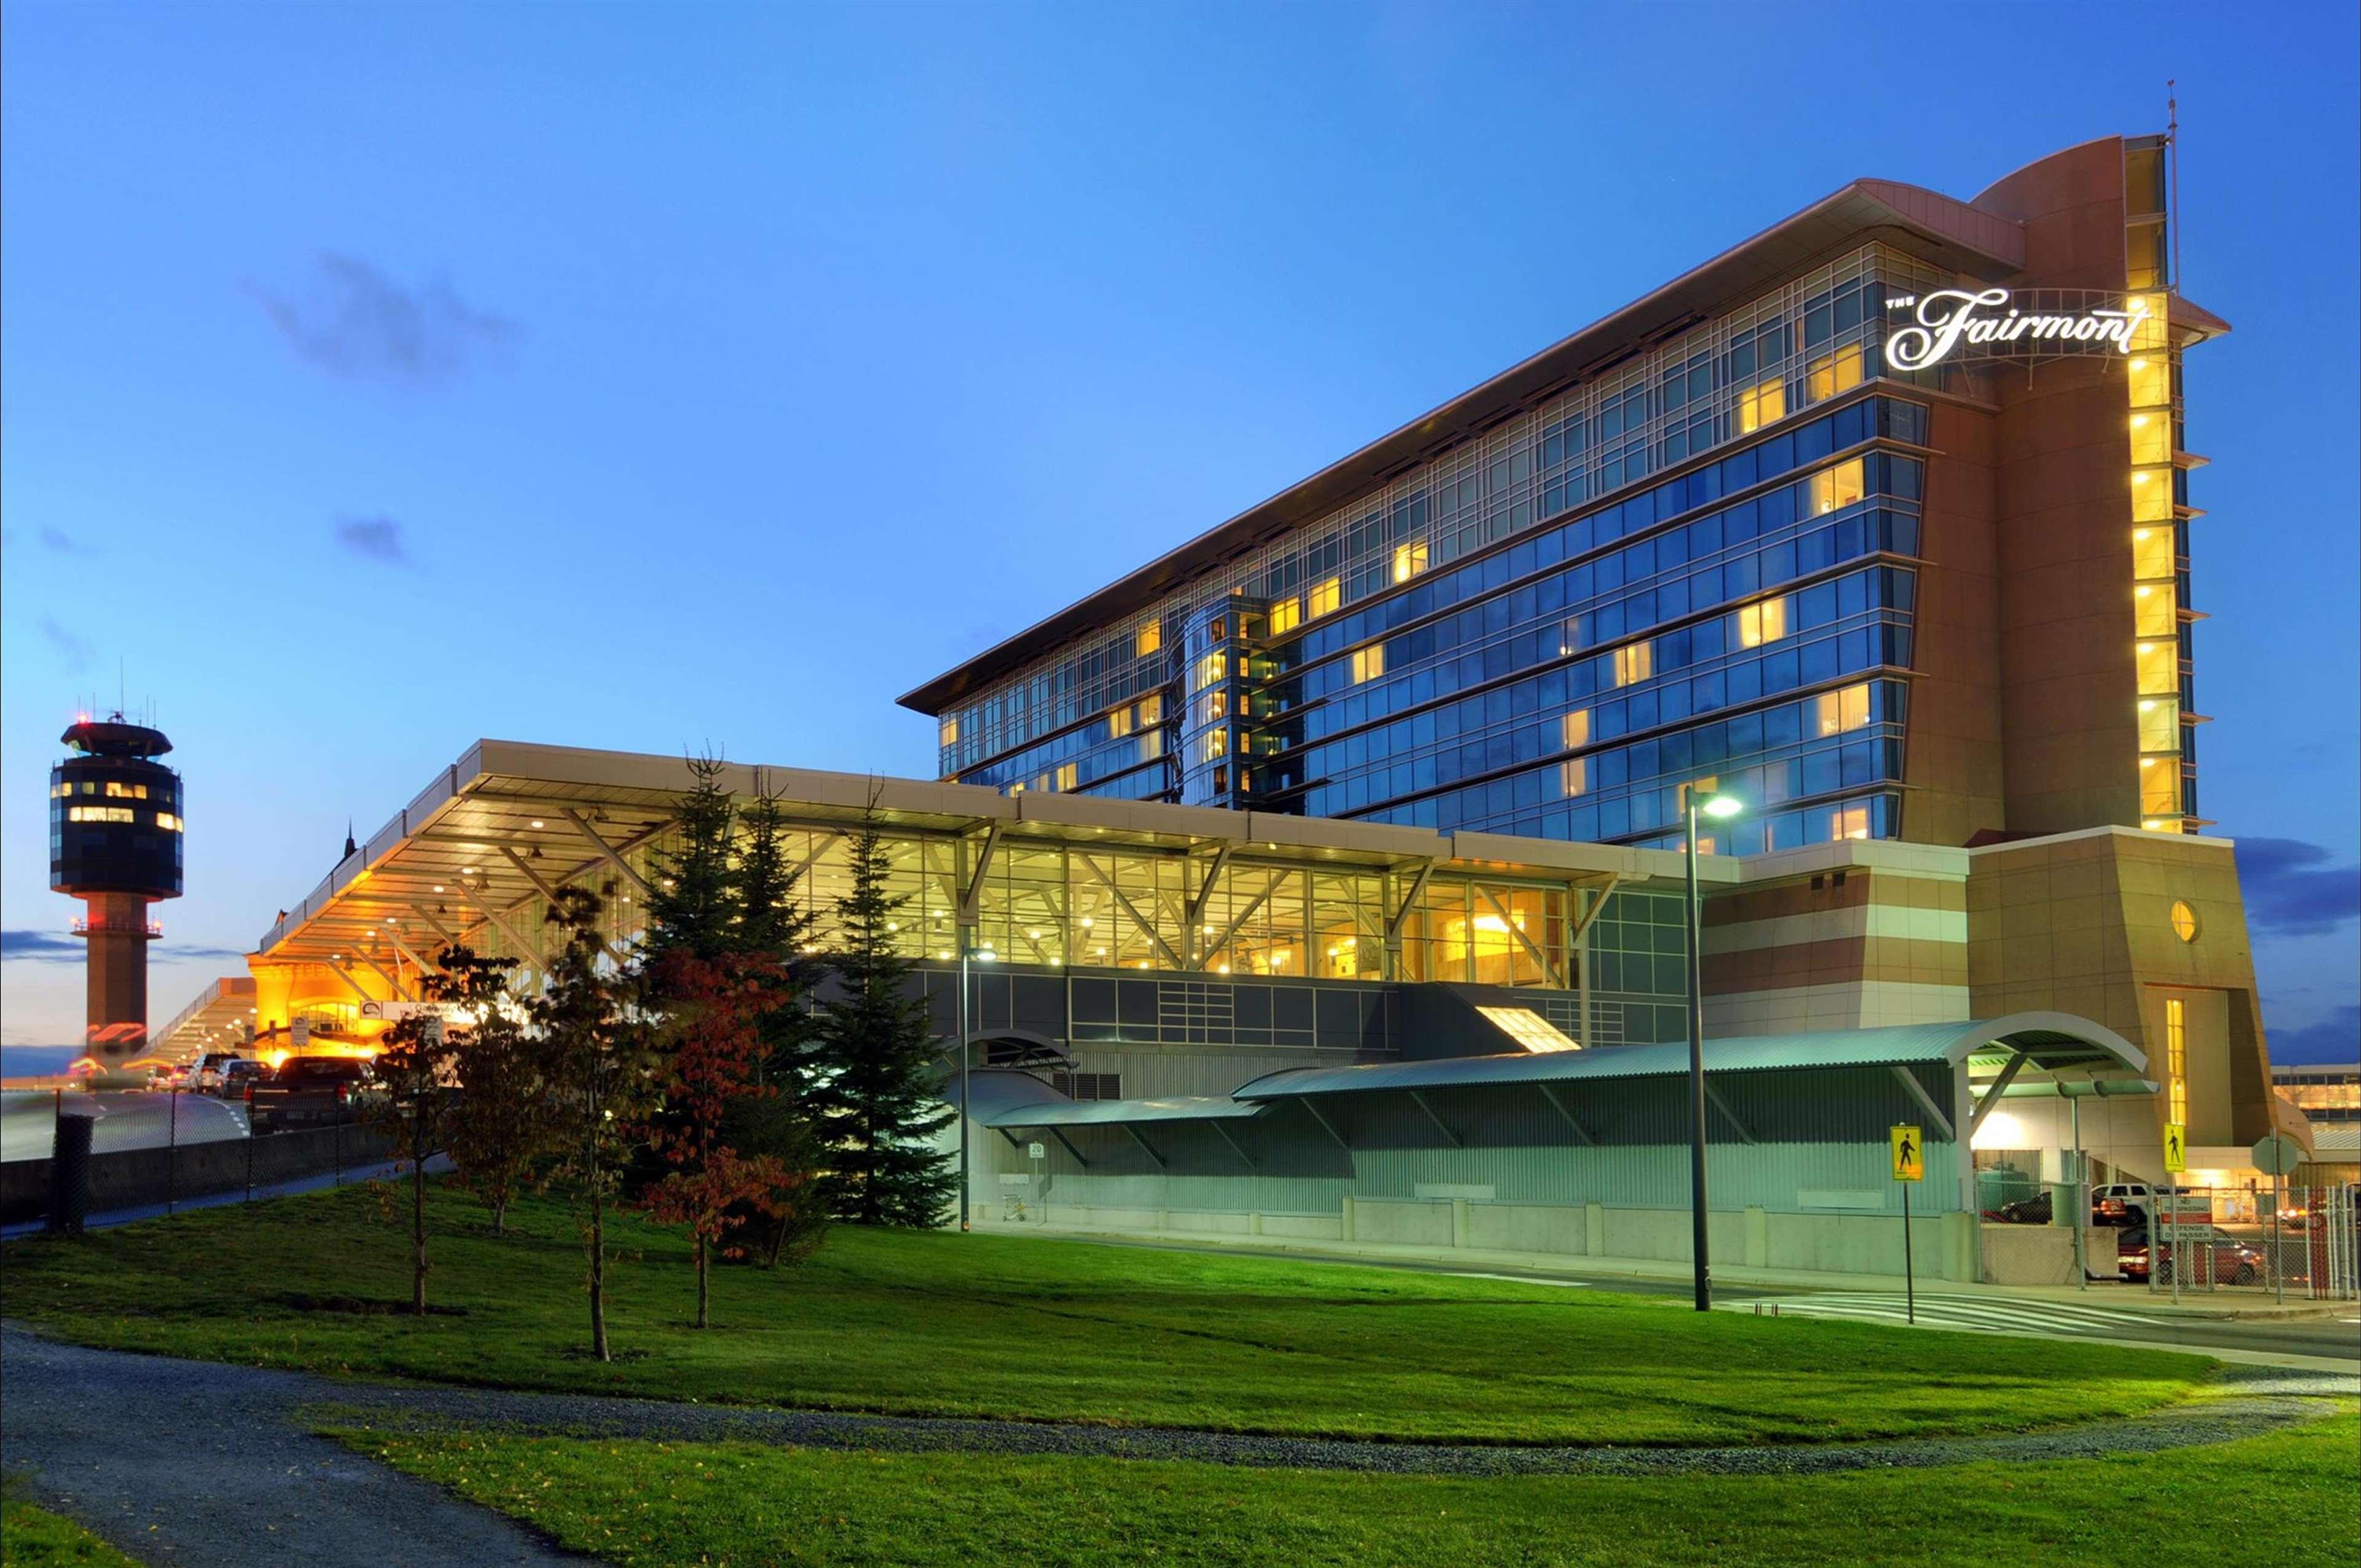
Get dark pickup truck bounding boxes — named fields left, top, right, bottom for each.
left=245, top=1056, right=377, bottom=1133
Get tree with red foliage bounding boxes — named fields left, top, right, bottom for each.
left=640, top=948, right=799, bottom=1328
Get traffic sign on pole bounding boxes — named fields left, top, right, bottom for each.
left=1891, top=1124, right=1920, bottom=1324
left=1890, top=1124, right=1924, bottom=1183
left=2164, top=1122, right=2188, bottom=1173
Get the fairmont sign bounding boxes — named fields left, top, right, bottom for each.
left=1883, top=287, right=2149, bottom=371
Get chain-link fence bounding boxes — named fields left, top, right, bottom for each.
left=1975, top=1167, right=2360, bottom=1300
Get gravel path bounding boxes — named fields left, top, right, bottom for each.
left=1, top=1326, right=588, bottom=1567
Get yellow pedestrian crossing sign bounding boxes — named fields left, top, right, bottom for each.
left=2163, top=1122, right=2186, bottom=1173
left=1890, top=1125, right=1924, bottom=1182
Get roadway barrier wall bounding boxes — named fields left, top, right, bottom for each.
left=1, top=1123, right=397, bottom=1225
left=973, top=1195, right=1987, bottom=1281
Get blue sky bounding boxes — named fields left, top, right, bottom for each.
left=4, top=3, right=2355, bottom=1067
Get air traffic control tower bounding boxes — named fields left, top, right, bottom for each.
left=49, top=716, right=184, bottom=1067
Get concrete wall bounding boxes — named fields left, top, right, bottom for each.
left=1, top=1124, right=395, bottom=1225
left=977, top=1195, right=1986, bottom=1283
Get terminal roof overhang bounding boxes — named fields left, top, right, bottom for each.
left=255, top=739, right=1699, bottom=965
left=898, top=178, right=2026, bottom=716
left=1230, top=1015, right=2148, bottom=1101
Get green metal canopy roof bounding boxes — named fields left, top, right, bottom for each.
left=983, top=1095, right=1272, bottom=1130
left=1230, top=1013, right=2146, bottom=1102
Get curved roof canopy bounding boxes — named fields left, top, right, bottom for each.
left=1232, top=1013, right=2146, bottom=1102
left=983, top=1095, right=1271, bottom=1130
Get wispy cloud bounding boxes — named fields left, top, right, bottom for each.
left=1, top=930, right=84, bottom=962
left=2271, top=1004, right=2359, bottom=1066
left=2237, top=838, right=2361, bottom=936
left=334, top=515, right=413, bottom=567
left=248, top=253, right=519, bottom=389
left=39, top=617, right=96, bottom=672
left=38, top=526, right=100, bottom=556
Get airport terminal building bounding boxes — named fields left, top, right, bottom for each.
left=173, top=135, right=2315, bottom=1285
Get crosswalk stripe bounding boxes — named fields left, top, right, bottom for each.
left=1776, top=1293, right=2161, bottom=1326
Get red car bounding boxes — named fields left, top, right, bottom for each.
left=2118, top=1224, right=2265, bottom=1285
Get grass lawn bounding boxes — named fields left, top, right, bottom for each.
left=334, top=1416, right=2361, bottom=1568
left=4, top=1181, right=2210, bottom=1445
left=0, top=1494, right=143, bottom=1568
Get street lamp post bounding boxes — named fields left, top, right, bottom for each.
left=957, top=937, right=971, bottom=1232
left=1680, top=782, right=1744, bottom=1312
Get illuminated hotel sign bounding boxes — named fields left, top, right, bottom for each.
left=1884, top=288, right=2149, bottom=371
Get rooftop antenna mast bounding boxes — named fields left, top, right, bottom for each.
left=2166, top=79, right=2182, bottom=291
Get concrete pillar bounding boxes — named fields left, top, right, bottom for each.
left=1942, top=1210, right=1980, bottom=1283
left=1583, top=1201, right=1606, bottom=1257
left=1744, top=1205, right=1769, bottom=1268
left=1249, top=1211, right=1264, bottom=1237
left=1341, top=1196, right=1356, bottom=1241
left=1451, top=1197, right=1471, bottom=1248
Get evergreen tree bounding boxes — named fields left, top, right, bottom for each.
left=810, top=818, right=955, bottom=1226
left=642, top=753, right=736, bottom=965
left=436, top=946, right=547, bottom=1235
left=534, top=885, right=661, bottom=1361
left=721, top=774, right=829, bottom=1265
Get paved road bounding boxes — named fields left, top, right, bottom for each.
left=1, top=1327, right=585, bottom=1567
left=1055, top=1232, right=2361, bottom=1366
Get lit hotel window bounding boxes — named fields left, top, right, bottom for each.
left=1268, top=597, right=1302, bottom=636
left=1806, top=343, right=1862, bottom=402
left=104, top=782, right=149, bottom=799
left=2127, top=355, right=2170, bottom=409
left=2140, top=758, right=2180, bottom=815
left=1612, top=641, right=1651, bottom=687
left=2138, top=698, right=2180, bottom=754
left=1832, top=803, right=1871, bottom=841
left=2170, top=900, right=2199, bottom=943
left=1738, top=378, right=1785, bottom=433
left=1809, top=457, right=1865, bottom=514
left=2130, top=467, right=2174, bottom=523
left=1140, top=729, right=1163, bottom=761
left=1137, top=692, right=1163, bottom=724
left=1055, top=764, right=1077, bottom=792
left=1307, top=576, right=1342, bottom=620
left=2129, top=412, right=2171, bottom=466
left=1815, top=683, right=1872, bottom=737
left=1136, top=622, right=1161, bottom=658
left=1560, top=757, right=1588, bottom=798
left=1735, top=595, right=1790, bottom=648
left=1109, top=705, right=1134, bottom=738
left=2132, top=528, right=2175, bottom=581
left=1393, top=541, right=1429, bottom=583
left=156, top=812, right=183, bottom=832
left=1202, top=727, right=1228, bottom=761
left=1351, top=644, right=1385, bottom=683
left=1562, top=708, right=1591, bottom=749
left=939, top=717, right=959, bottom=748
left=2134, top=582, right=2177, bottom=638
left=2135, top=640, right=2178, bottom=697
left=1193, top=652, right=1227, bottom=689
left=69, top=806, right=137, bottom=823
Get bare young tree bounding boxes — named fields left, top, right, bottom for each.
left=533, top=885, right=660, bottom=1361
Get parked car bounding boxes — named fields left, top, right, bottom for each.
left=2118, top=1223, right=2266, bottom=1285
left=2090, top=1183, right=2156, bottom=1225
left=190, top=1052, right=245, bottom=1093
left=1985, top=1191, right=2055, bottom=1225
left=247, top=1056, right=377, bottom=1133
